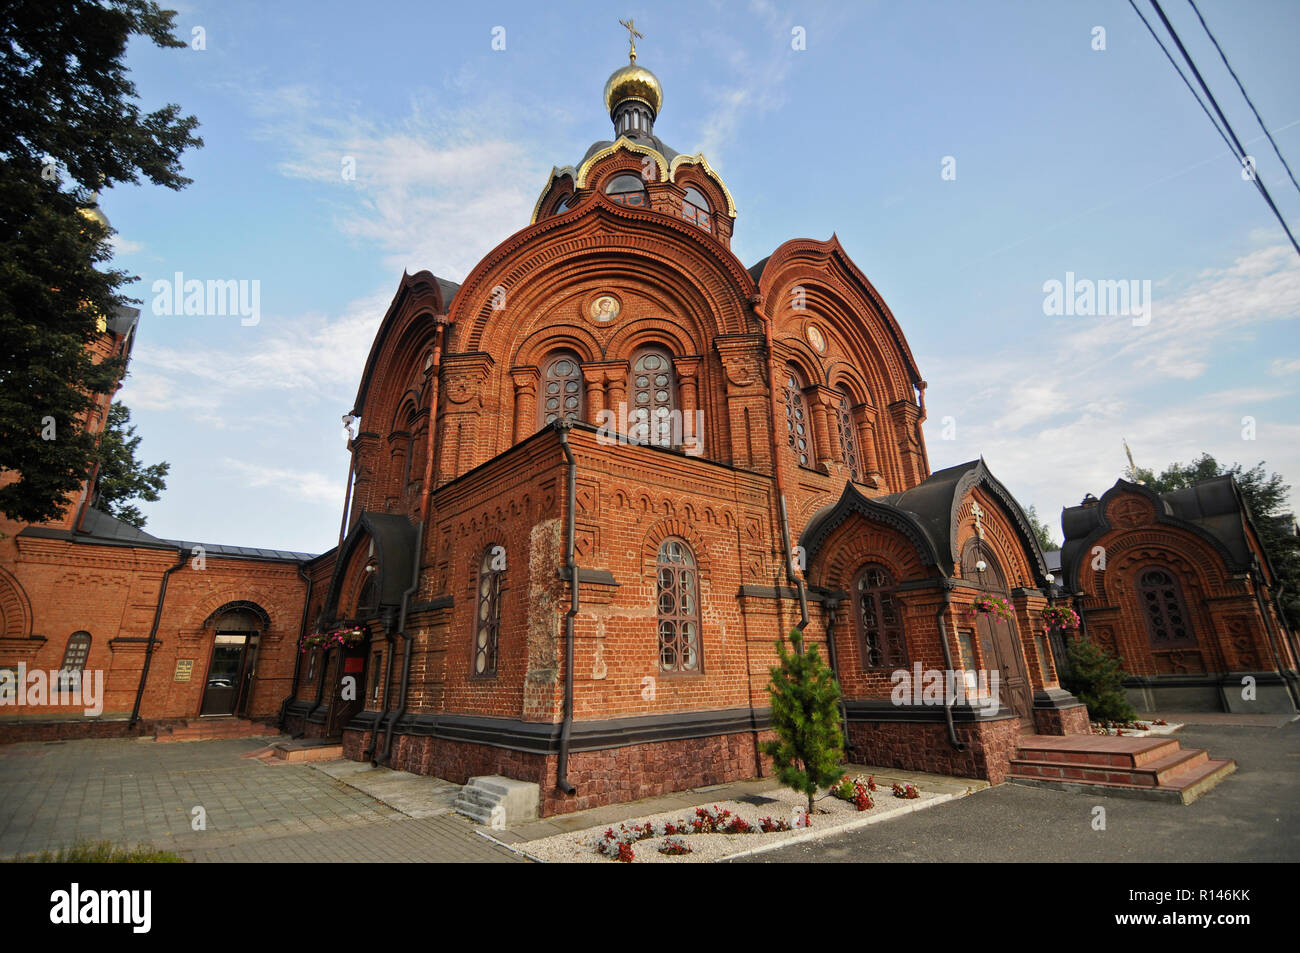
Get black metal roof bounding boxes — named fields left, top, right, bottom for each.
left=581, top=134, right=680, bottom=166
left=18, top=507, right=316, bottom=563
left=1058, top=475, right=1266, bottom=590
left=800, top=459, right=1051, bottom=587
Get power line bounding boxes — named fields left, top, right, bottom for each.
left=1126, top=0, right=1235, bottom=158
left=1141, top=0, right=1300, bottom=257
left=1187, top=0, right=1300, bottom=199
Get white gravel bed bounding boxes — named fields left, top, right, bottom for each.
left=508, top=782, right=956, bottom=863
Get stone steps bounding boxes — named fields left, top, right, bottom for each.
left=1007, top=734, right=1236, bottom=804
left=453, top=775, right=540, bottom=829
left=154, top=718, right=281, bottom=743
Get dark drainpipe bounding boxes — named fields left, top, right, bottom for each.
left=380, top=521, right=425, bottom=766
left=364, top=621, right=397, bottom=763
left=555, top=421, right=578, bottom=796
left=278, top=561, right=314, bottom=731
left=936, top=584, right=966, bottom=751
left=823, top=597, right=851, bottom=755
left=130, top=548, right=188, bottom=728
left=755, top=302, right=810, bottom=636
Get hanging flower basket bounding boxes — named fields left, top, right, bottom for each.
left=966, top=595, right=1014, bottom=622
left=298, top=632, right=327, bottom=654
left=1041, top=606, right=1080, bottom=630
left=324, top=626, right=367, bottom=650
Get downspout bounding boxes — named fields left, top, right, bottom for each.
left=936, top=585, right=966, bottom=751
left=419, top=317, right=448, bottom=519
left=338, top=454, right=354, bottom=548
left=824, top=598, right=851, bottom=754
left=129, top=548, right=187, bottom=728
left=380, top=522, right=424, bottom=766
left=75, top=462, right=102, bottom=534
left=1274, top=582, right=1300, bottom=670
left=364, top=622, right=397, bottom=763
left=377, top=315, right=446, bottom=765
left=278, top=561, right=314, bottom=730
left=555, top=420, right=578, bottom=796
left=1250, top=568, right=1295, bottom=704
left=754, top=300, right=810, bottom=635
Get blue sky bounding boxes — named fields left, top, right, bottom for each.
left=104, top=0, right=1300, bottom=554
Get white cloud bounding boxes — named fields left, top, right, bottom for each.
left=109, top=234, right=144, bottom=256
left=925, top=241, right=1300, bottom=527
left=223, top=458, right=339, bottom=506
left=244, top=84, right=548, bottom=279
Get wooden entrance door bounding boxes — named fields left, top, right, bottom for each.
left=326, top=647, right=367, bottom=737
left=962, top=545, right=1035, bottom=732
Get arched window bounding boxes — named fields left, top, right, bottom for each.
left=628, top=348, right=677, bottom=448
left=540, top=353, right=583, bottom=427
left=606, top=173, right=648, bottom=208
left=784, top=366, right=812, bottom=466
left=402, top=406, right=422, bottom=492
left=356, top=571, right=378, bottom=616
left=657, top=539, right=701, bottom=673
left=853, top=565, right=906, bottom=669
left=835, top=392, right=862, bottom=481
left=60, top=632, right=91, bottom=672
left=681, top=187, right=711, bottom=232
left=474, top=547, right=504, bottom=677
left=554, top=195, right=572, bottom=214
left=1137, top=568, right=1197, bottom=648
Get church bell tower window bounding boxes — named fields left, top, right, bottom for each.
left=606, top=174, right=648, bottom=208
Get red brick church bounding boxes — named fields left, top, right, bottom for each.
left=2, top=33, right=1291, bottom=813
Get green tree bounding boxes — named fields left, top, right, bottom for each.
left=91, top=401, right=168, bottom=528
left=760, top=629, right=845, bottom=815
left=1025, top=504, right=1058, bottom=551
left=1126, top=453, right=1300, bottom=629
left=1062, top=635, right=1137, bottom=724
left=0, top=1, right=201, bottom=523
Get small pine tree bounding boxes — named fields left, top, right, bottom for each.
left=1062, top=635, right=1137, bottom=723
left=760, top=628, right=845, bottom=814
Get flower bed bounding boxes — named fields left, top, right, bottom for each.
left=1090, top=718, right=1180, bottom=737
left=515, top=780, right=952, bottom=864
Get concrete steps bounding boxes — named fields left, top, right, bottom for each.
left=154, top=718, right=281, bottom=743
left=1007, top=734, right=1236, bottom=804
left=453, top=775, right=540, bottom=829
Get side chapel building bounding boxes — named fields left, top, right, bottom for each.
left=2, top=35, right=1294, bottom=814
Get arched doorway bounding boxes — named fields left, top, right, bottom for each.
left=961, top=541, right=1034, bottom=731
left=200, top=605, right=264, bottom=717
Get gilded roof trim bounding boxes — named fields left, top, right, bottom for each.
left=574, top=136, right=669, bottom=188
left=669, top=153, right=737, bottom=217
left=530, top=166, right=577, bottom=225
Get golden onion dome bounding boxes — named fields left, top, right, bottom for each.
left=78, top=202, right=110, bottom=230
left=604, top=61, right=662, bottom=117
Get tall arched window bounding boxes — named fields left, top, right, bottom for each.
left=474, top=547, right=504, bottom=677
left=606, top=174, right=648, bottom=208
left=681, top=186, right=711, bottom=232
left=1137, top=568, right=1197, bottom=648
left=835, top=392, right=862, bottom=481
left=628, top=348, right=677, bottom=448
left=402, top=406, right=422, bottom=492
left=657, top=539, right=701, bottom=673
left=60, top=632, right=91, bottom=673
left=784, top=366, right=812, bottom=466
left=540, top=353, right=583, bottom=427
left=853, top=565, right=906, bottom=669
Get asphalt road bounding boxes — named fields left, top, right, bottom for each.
left=731, top=719, right=1300, bottom=863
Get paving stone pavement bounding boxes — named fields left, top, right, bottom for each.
left=0, top=736, right=523, bottom=863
